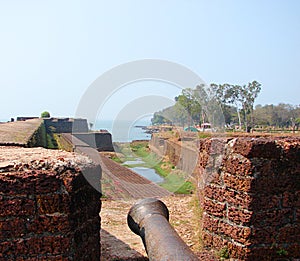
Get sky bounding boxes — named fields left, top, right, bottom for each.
left=0, top=0, right=299, bottom=121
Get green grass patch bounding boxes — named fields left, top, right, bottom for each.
left=198, top=132, right=212, bottom=139
left=130, top=141, right=195, bottom=194
left=111, top=142, right=139, bottom=163
left=46, top=133, right=57, bottom=149
left=110, top=156, right=123, bottom=164
left=160, top=174, right=194, bottom=194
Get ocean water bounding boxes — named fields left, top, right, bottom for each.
left=94, top=119, right=152, bottom=142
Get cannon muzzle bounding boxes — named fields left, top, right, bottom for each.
left=127, top=198, right=199, bottom=261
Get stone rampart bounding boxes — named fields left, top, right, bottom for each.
left=73, top=132, right=114, bottom=152
left=0, top=147, right=101, bottom=260
left=198, top=137, right=300, bottom=260
left=44, top=118, right=88, bottom=133
left=149, top=134, right=300, bottom=260
left=149, top=134, right=198, bottom=175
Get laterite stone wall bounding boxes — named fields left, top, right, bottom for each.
left=198, top=137, right=300, bottom=260
left=0, top=147, right=101, bottom=260
left=149, top=134, right=198, bottom=175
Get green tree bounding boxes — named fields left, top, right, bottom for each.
left=151, top=112, right=171, bottom=125
left=41, top=111, right=50, bottom=118
left=211, top=81, right=261, bottom=131
left=211, top=83, right=243, bottom=128
left=240, top=81, right=262, bottom=131
left=175, top=88, right=200, bottom=126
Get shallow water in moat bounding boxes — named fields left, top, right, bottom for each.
left=122, top=159, right=164, bottom=183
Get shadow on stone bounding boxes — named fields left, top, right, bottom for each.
left=100, top=229, right=148, bottom=261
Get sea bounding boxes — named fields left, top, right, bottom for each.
left=94, top=118, right=152, bottom=142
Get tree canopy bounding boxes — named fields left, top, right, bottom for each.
left=151, top=80, right=300, bottom=132
left=211, top=81, right=261, bottom=131
left=41, top=111, right=50, bottom=118
left=151, top=81, right=300, bottom=133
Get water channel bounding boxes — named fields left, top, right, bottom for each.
left=122, top=158, right=164, bottom=183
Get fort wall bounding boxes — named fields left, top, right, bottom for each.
left=73, top=132, right=114, bottom=152
left=150, top=134, right=300, bottom=260
left=44, top=118, right=88, bottom=133
left=0, top=147, right=101, bottom=260
left=149, top=134, right=198, bottom=175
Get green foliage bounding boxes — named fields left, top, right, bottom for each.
left=151, top=113, right=171, bottom=125
left=160, top=176, right=194, bottom=194
left=198, top=132, right=212, bottom=139
left=53, top=134, right=73, bottom=151
left=254, top=103, right=300, bottom=129
left=111, top=156, right=123, bottom=164
left=27, top=122, right=47, bottom=147
left=175, top=88, right=202, bottom=125
left=218, top=247, right=230, bottom=259
left=130, top=141, right=195, bottom=194
left=41, top=111, right=50, bottom=118
left=211, top=81, right=262, bottom=130
left=46, top=133, right=57, bottom=149
left=151, top=84, right=217, bottom=127
left=151, top=82, right=262, bottom=131
left=150, top=83, right=300, bottom=132
left=276, top=248, right=288, bottom=256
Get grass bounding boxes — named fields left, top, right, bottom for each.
left=130, top=141, right=195, bottom=194
left=218, top=247, right=230, bottom=260
left=46, top=133, right=57, bottom=149
left=111, top=142, right=139, bottom=163
left=53, top=134, right=73, bottom=151
left=198, top=132, right=212, bottom=139
left=189, top=194, right=204, bottom=253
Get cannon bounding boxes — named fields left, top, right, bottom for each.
left=127, top=198, right=199, bottom=261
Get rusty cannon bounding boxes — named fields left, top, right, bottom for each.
left=127, top=198, right=199, bottom=261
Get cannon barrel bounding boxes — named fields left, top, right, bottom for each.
left=127, top=198, right=199, bottom=261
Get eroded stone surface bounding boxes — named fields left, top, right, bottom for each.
left=0, top=146, right=101, bottom=260
left=0, top=119, right=42, bottom=146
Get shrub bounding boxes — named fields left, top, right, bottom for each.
left=41, top=111, right=50, bottom=118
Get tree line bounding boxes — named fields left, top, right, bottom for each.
left=151, top=81, right=300, bottom=132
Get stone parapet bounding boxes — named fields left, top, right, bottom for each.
left=0, top=147, right=101, bottom=260
left=198, top=137, right=300, bottom=260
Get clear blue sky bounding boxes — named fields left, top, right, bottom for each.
left=0, top=0, right=299, bottom=121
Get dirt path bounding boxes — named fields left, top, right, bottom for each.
left=98, top=153, right=217, bottom=260
left=100, top=195, right=218, bottom=260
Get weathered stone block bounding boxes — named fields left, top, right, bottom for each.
left=0, top=147, right=101, bottom=260
left=227, top=206, right=252, bottom=225
left=228, top=137, right=282, bottom=159
left=203, top=198, right=226, bottom=218
left=0, top=197, right=35, bottom=217
left=223, top=172, right=253, bottom=192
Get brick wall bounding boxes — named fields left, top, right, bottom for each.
left=149, top=134, right=300, bottom=259
left=198, top=137, right=300, bottom=260
left=0, top=147, right=101, bottom=260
